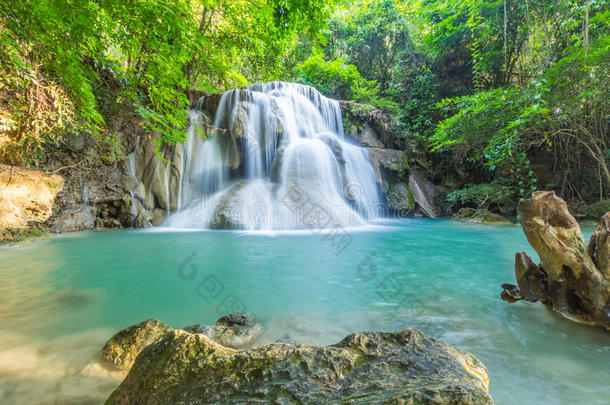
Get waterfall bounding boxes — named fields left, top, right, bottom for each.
left=82, top=182, right=89, bottom=207
left=164, top=82, right=382, bottom=230
left=128, top=135, right=141, bottom=223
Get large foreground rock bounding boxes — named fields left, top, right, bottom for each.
left=501, top=191, right=610, bottom=330
left=105, top=322, right=492, bottom=404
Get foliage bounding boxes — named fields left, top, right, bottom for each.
left=1, top=0, right=607, bottom=207
left=446, top=181, right=514, bottom=209
left=417, top=0, right=609, bottom=202
left=0, top=0, right=333, bottom=165
left=327, top=0, right=413, bottom=94
left=586, top=200, right=610, bottom=220
left=294, top=52, right=384, bottom=105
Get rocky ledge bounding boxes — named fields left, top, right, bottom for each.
left=102, top=315, right=493, bottom=404
left=501, top=191, right=610, bottom=330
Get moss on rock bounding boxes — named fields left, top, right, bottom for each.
left=105, top=322, right=493, bottom=404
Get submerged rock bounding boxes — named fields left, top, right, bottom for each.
left=182, top=313, right=263, bottom=349
left=501, top=191, right=610, bottom=330
left=101, top=319, right=173, bottom=371
left=208, top=312, right=263, bottom=349
left=105, top=326, right=493, bottom=404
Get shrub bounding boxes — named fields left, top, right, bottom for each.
left=586, top=200, right=610, bottom=221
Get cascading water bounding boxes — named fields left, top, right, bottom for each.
left=165, top=82, right=382, bottom=230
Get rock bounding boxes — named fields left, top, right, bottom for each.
left=344, top=120, right=384, bottom=148
left=49, top=207, right=96, bottom=233
left=0, top=164, right=64, bottom=241
left=501, top=191, right=610, bottom=330
left=133, top=213, right=151, bottom=228
left=100, top=319, right=173, bottom=371
left=453, top=208, right=512, bottom=225
left=105, top=327, right=493, bottom=405
left=207, top=312, right=263, bottom=349
left=209, top=181, right=249, bottom=229
left=191, top=91, right=222, bottom=115
left=181, top=324, right=211, bottom=335
left=500, top=283, right=523, bottom=303
left=150, top=208, right=167, bottom=226
left=366, top=147, right=408, bottom=185
left=386, top=182, right=415, bottom=213
left=409, top=170, right=442, bottom=218
left=269, top=145, right=286, bottom=183
left=180, top=313, right=261, bottom=348
left=340, top=100, right=397, bottom=147
left=97, top=218, right=123, bottom=229
left=229, top=103, right=250, bottom=139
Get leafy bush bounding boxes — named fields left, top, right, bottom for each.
left=586, top=200, right=610, bottom=221
left=446, top=182, right=514, bottom=209
left=294, top=53, right=381, bottom=104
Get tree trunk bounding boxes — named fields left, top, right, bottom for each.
left=501, top=191, right=610, bottom=330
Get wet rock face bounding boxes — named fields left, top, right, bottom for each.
left=105, top=325, right=493, bottom=405
left=501, top=191, right=610, bottom=330
left=409, top=170, right=442, bottom=218
left=385, top=182, right=414, bottom=213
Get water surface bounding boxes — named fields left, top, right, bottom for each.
left=0, top=219, right=608, bottom=404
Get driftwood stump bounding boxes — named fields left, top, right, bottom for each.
left=501, top=191, right=610, bottom=330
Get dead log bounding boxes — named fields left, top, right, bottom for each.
left=501, top=191, right=610, bottom=330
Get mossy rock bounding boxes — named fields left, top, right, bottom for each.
left=0, top=224, right=47, bottom=244
left=454, top=208, right=512, bottom=225
left=100, top=319, right=173, bottom=371
left=105, top=326, right=493, bottom=404
left=386, top=182, right=414, bottom=212
left=586, top=200, right=610, bottom=221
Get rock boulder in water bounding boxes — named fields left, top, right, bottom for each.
left=101, top=319, right=172, bottom=370
left=105, top=325, right=493, bottom=404
left=182, top=313, right=262, bottom=349
left=501, top=191, right=610, bottom=329
left=208, top=312, right=263, bottom=348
